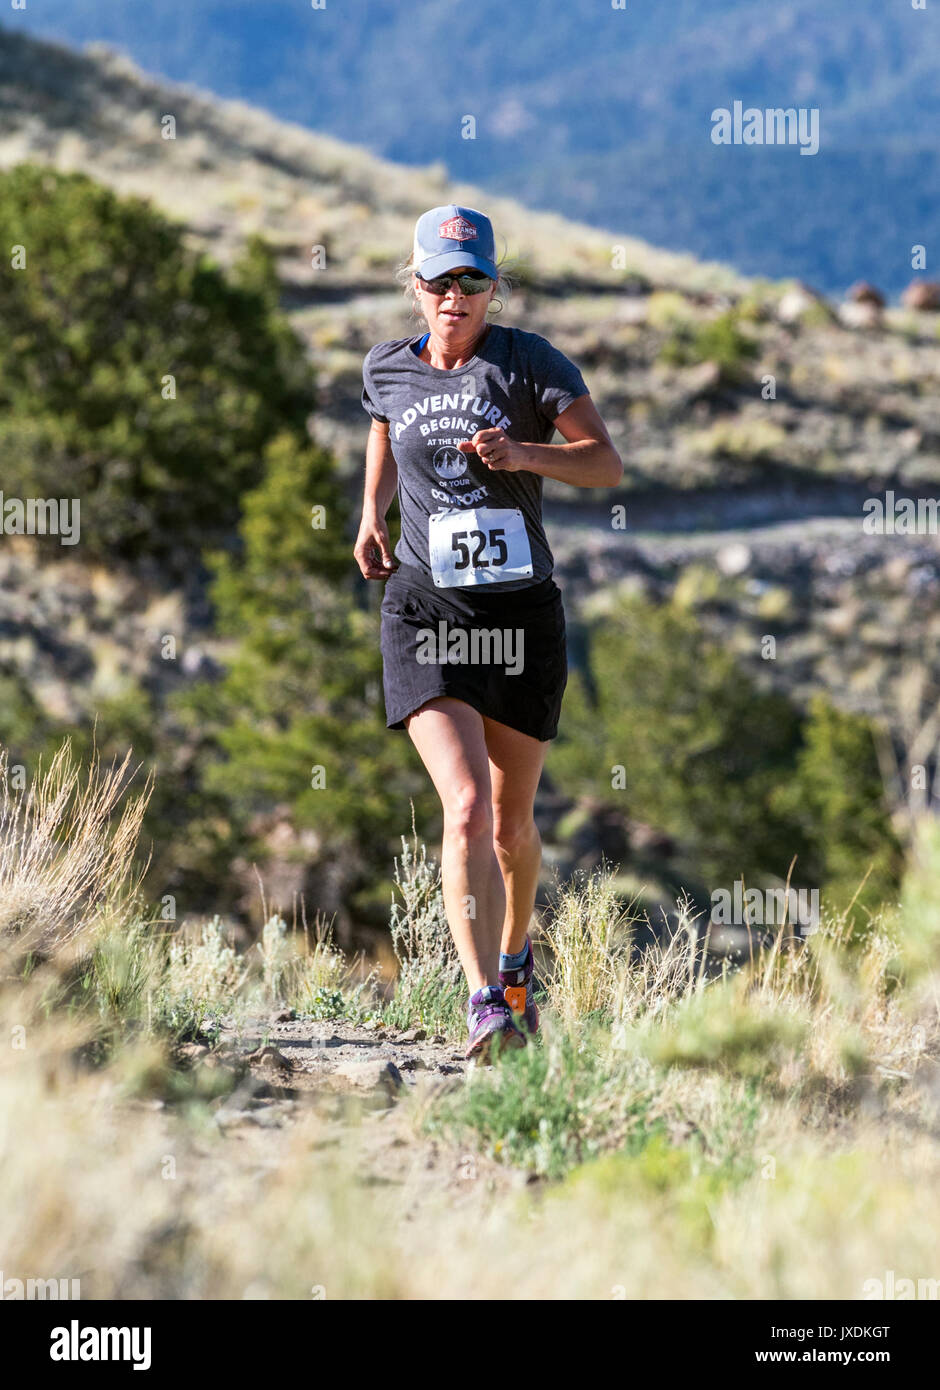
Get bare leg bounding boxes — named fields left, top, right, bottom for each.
left=404, top=698, right=505, bottom=991
left=483, top=715, right=549, bottom=957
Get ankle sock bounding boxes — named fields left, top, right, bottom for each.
left=499, top=941, right=530, bottom=972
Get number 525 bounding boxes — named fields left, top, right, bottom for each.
left=451, top=528, right=508, bottom=570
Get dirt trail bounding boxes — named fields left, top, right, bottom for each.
left=179, top=1015, right=524, bottom=1209
left=217, top=1013, right=469, bottom=1090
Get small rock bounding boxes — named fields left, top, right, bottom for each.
left=838, top=301, right=882, bottom=331
left=253, top=1109, right=287, bottom=1128
left=778, top=282, right=829, bottom=324
left=399, top=1027, right=427, bottom=1043
left=215, top=1109, right=253, bottom=1129
left=902, top=280, right=940, bottom=312
left=397, top=1055, right=429, bottom=1072
left=431, top=1035, right=446, bottom=1045
left=245, top=1079, right=277, bottom=1100
left=681, top=360, right=722, bottom=399
left=847, top=281, right=886, bottom=307
left=246, top=1045, right=294, bottom=1074
left=200, top=1050, right=239, bottom=1072
left=271, top=1009, right=293, bottom=1024
left=216, top=1108, right=284, bottom=1130
left=715, top=541, right=752, bottom=577
left=329, top=1058, right=404, bottom=1095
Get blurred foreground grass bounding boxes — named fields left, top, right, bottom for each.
left=1, top=743, right=939, bottom=1299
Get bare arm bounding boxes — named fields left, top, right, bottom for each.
left=354, top=418, right=399, bottom=579
left=459, top=394, right=623, bottom=488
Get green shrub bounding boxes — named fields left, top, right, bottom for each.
left=424, top=1021, right=662, bottom=1179
left=771, top=696, right=903, bottom=920
left=550, top=594, right=900, bottom=917
left=659, top=309, right=758, bottom=382
left=178, top=436, right=435, bottom=919
left=550, top=594, right=807, bottom=888
left=640, top=982, right=808, bottom=1078
left=0, top=165, right=316, bottom=569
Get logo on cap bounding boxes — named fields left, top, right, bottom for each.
left=438, top=215, right=477, bottom=242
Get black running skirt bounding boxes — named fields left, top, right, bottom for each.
left=379, top=564, right=568, bottom=742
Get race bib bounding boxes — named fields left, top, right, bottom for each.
left=428, top=507, right=534, bottom=587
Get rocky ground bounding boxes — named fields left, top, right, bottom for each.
left=173, top=1013, right=529, bottom=1206
left=200, top=1012, right=469, bottom=1100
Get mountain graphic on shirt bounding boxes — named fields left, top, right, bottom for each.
left=432, top=445, right=469, bottom=479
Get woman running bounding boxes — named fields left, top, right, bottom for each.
left=356, top=204, right=622, bottom=1059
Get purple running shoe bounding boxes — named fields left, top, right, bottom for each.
left=464, top=985, right=526, bottom=1061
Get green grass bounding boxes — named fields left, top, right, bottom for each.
left=423, top=1022, right=658, bottom=1178
left=637, top=984, right=808, bottom=1079
left=422, top=1013, right=763, bottom=1183
left=560, top=1137, right=740, bottom=1251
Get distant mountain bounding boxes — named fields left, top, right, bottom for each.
left=5, top=0, right=939, bottom=294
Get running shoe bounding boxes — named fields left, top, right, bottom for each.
left=464, top=985, right=526, bottom=1061
left=499, top=936, right=539, bottom=1035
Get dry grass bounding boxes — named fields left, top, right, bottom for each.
left=256, top=908, right=368, bottom=1018
left=3, top=995, right=939, bottom=1299
left=0, top=740, right=151, bottom=969
left=164, top=915, right=250, bottom=1013
left=2, top=742, right=940, bottom=1298
left=541, top=865, right=640, bottom=1023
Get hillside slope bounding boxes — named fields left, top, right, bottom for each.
left=6, top=1, right=940, bottom=291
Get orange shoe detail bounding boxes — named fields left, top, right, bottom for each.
left=503, top=984, right=527, bottom=1016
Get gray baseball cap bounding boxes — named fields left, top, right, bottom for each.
left=412, top=204, right=498, bottom=280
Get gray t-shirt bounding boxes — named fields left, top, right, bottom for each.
left=361, top=323, right=588, bottom=590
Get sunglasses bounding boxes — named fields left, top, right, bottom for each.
left=416, top=270, right=493, bottom=296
